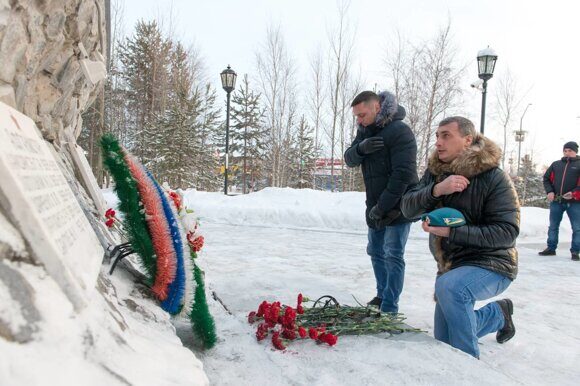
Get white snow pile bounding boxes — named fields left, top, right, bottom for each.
left=179, top=187, right=572, bottom=240
left=181, top=187, right=368, bottom=232
left=1, top=196, right=208, bottom=385
left=0, top=210, right=27, bottom=257
left=182, top=188, right=578, bottom=386
left=0, top=261, right=209, bottom=386
left=98, top=187, right=578, bottom=385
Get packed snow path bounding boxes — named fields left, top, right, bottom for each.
left=178, top=219, right=580, bottom=386
left=104, top=188, right=579, bottom=385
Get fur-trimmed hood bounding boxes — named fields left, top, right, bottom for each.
left=374, top=91, right=406, bottom=127
left=428, top=134, right=502, bottom=178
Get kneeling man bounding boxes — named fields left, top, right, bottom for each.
left=401, top=116, right=519, bottom=359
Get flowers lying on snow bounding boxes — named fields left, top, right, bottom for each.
left=248, top=294, right=423, bottom=351
left=248, top=294, right=338, bottom=350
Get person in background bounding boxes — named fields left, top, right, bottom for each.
left=538, top=141, right=580, bottom=261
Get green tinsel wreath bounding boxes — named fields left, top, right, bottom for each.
left=101, top=134, right=156, bottom=281
left=190, top=251, right=217, bottom=349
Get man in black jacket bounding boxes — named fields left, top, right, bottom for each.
left=401, top=116, right=519, bottom=359
left=538, top=141, right=580, bottom=260
left=344, top=91, right=418, bottom=313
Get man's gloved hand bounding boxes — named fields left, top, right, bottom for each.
left=357, top=137, right=384, bottom=155
left=369, top=204, right=385, bottom=221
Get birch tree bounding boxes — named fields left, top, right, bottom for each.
left=255, top=24, right=298, bottom=187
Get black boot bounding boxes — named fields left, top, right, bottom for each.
left=496, top=299, right=515, bottom=344
left=367, top=297, right=382, bottom=308
left=538, top=248, right=556, bottom=256
left=572, top=252, right=579, bottom=261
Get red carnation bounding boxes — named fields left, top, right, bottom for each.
left=282, top=306, right=297, bottom=328
left=169, top=191, right=182, bottom=211
left=256, top=323, right=269, bottom=341
left=256, top=329, right=267, bottom=341
left=257, top=301, right=270, bottom=317
left=105, top=208, right=116, bottom=218
left=308, top=327, right=318, bottom=340
left=272, top=331, right=286, bottom=350
left=297, top=305, right=304, bottom=314
left=298, top=326, right=307, bottom=338
left=322, top=333, right=338, bottom=346
left=185, top=233, right=205, bottom=252
left=105, top=218, right=114, bottom=228
left=281, top=328, right=297, bottom=340
left=266, top=302, right=281, bottom=325
left=248, top=311, right=257, bottom=324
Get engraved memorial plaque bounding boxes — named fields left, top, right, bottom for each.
left=0, top=102, right=103, bottom=310
left=68, top=141, right=107, bottom=216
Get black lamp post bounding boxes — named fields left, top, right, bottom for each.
left=220, top=65, right=237, bottom=195
left=477, top=47, right=498, bottom=134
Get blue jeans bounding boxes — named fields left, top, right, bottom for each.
left=367, top=222, right=411, bottom=313
left=547, top=202, right=580, bottom=253
left=434, top=266, right=512, bottom=358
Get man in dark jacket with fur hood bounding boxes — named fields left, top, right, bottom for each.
left=344, top=91, right=418, bottom=313
left=401, top=116, right=519, bottom=359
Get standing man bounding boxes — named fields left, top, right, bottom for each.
left=344, top=91, right=418, bottom=313
left=538, top=141, right=580, bottom=260
left=401, top=116, right=519, bottom=359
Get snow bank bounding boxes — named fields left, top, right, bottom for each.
left=180, top=188, right=571, bottom=240
left=183, top=188, right=367, bottom=232
left=0, top=261, right=209, bottom=386
left=3, top=189, right=209, bottom=386
left=0, top=211, right=27, bottom=256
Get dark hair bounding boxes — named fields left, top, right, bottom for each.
left=438, top=116, right=476, bottom=137
left=351, top=91, right=380, bottom=107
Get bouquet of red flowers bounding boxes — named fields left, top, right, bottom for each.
left=248, top=294, right=338, bottom=350
left=248, top=294, right=421, bottom=351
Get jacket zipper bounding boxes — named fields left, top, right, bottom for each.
left=559, top=159, right=570, bottom=195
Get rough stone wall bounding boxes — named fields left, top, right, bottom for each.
left=0, top=0, right=106, bottom=142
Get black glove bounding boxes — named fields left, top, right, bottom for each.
left=357, top=137, right=384, bottom=155
left=369, top=204, right=385, bottom=221
left=370, top=205, right=402, bottom=228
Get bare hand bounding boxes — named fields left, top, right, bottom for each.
left=433, top=175, right=470, bottom=197
left=562, top=192, right=572, bottom=200
left=547, top=192, right=555, bottom=202
left=421, top=217, right=450, bottom=237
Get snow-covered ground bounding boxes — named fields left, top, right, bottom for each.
left=101, top=187, right=579, bottom=385
left=174, top=188, right=577, bottom=386
left=0, top=262, right=208, bottom=385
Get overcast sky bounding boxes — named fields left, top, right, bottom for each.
left=122, top=0, right=579, bottom=169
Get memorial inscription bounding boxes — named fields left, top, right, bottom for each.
left=0, top=102, right=103, bottom=311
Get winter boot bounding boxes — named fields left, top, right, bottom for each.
left=572, top=252, right=579, bottom=261
left=496, top=299, right=515, bottom=344
left=538, top=248, right=556, bottom=256
left=367, top=297, right=382, bottom=308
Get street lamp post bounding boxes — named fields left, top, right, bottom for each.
left=477, top=47, right=498, bottom=134
left=515, top=103, right=532, bottom=176
left=220, top=65, right=237, bottom=195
